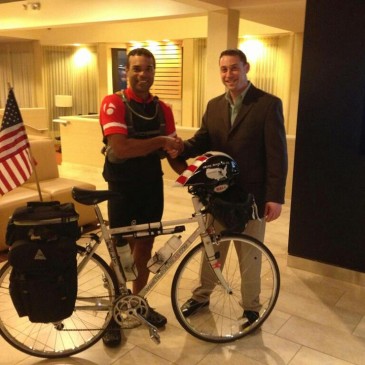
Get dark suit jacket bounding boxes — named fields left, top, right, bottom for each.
left=183, top=84, right=288, bottom=217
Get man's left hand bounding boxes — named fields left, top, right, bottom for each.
left=264, top=202, right=282, bottom=222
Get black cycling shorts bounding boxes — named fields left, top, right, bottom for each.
left=107, top=177, right=164, bottom=242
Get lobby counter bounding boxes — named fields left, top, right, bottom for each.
left=59, top=115, right=105, bottom=168
left=57, top=116, right=197, bottom=174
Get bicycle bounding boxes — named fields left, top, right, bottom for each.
left=0, top=159, right=280, bottom=359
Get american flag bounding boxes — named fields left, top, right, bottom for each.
left=0, top=88, right=33, bottom=195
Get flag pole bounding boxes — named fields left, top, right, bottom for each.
left=28, top=148, right=43, bottom=202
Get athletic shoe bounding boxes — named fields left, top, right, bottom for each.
left=102, top=319, right=122, bottom=347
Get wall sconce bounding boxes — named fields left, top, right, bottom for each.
left=23, top=2, right=41, bottom=10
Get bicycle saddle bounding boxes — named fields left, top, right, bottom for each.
left=72, top=187, right=121, bottom=205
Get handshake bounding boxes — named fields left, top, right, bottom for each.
left=163, top=136, right=185, bottom=159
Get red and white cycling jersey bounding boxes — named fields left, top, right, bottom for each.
left=99, top=88, right=176, bottom=138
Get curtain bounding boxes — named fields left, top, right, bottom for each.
left=192, top=38, right=207, bottom=128
left=42, top=46, right=98, bottom=138
left=239, top=37, right=279, bottom=95
left=239, top=35, right=293, bottom=129
left=0, top=42, right=36, bottom=108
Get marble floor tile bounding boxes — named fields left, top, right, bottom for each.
left=112, top=346, right=174, bottom=365
left=124, top=323, right=217, bottom=365
left=276, top=289, right=362, bottom=333
left=225, top=330, right=301, bottom=365
left=277, top=316, right=365, bottom=365
left=335, top=285, right=365, bottom=315
left=289, top=346, right=354, bottom=365
left=197, top=346, right=268, bottom=365
left=279, top=271, right=344, bottom=306
left=353, top=316, right=365, bottom=339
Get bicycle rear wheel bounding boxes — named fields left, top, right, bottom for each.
left=171, top=234, right=280, bottom=343
left=0, top=245, right=118, bottom=358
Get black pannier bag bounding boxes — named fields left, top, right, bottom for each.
left=6, top=201, right=80, bottom=323
left=208, top=184, right=260, bottom=233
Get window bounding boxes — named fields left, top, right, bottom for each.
left=111, top=48, right=127, bottom=93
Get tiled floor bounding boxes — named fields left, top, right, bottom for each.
left=1, top=161, right=365, bottom=365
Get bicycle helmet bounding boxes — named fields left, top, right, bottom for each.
left=176, top=151, right=239, bottom=194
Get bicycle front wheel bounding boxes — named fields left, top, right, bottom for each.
left=0, top=245, right=118, bottom=358
left=171, top=234, right=280, bottom=343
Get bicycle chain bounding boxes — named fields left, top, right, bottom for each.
left=56, top=294, right=115, bottom=332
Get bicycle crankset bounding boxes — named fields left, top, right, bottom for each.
left=113, top=294, right=149, bottom=324
left=112, top=295, right=161, bottom=344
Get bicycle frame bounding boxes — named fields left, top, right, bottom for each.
left=77, top=194, right=233, bottom=299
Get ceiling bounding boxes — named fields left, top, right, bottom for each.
left=0, top=0, right=306, bottom=43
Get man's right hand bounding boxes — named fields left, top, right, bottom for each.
left=164, top=136, right=184, bottom=158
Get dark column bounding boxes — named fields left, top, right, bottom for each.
left=288, top=0, right=365, bottom=272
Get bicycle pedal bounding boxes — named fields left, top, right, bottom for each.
left=132, top=311, right=160, bottom=340
left=149, top=327, right=160, bottom=344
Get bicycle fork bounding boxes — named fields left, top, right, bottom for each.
left=201, top=234, right=233, bottom=294
left=193, top=198, right=233, bottom=295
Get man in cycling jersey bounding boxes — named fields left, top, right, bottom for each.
left=99, top=47, right=185, bottom=347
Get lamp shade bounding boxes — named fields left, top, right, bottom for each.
left=55, top=95, right=73, bottom=107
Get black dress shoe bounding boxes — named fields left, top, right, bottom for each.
left=145, top=308, right=167, bottom=328
left=181, top=298, right=210, bottom=317
left=102, top=319, right=122, bottom=348
left=243, top=310, right=259, bottom=324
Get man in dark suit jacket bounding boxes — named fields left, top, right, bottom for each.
left=171, top=48, right=288, bottom=324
